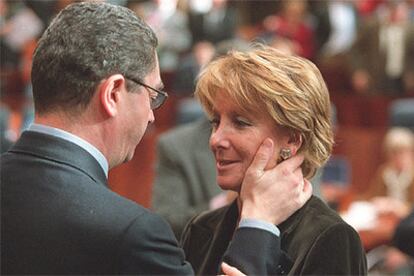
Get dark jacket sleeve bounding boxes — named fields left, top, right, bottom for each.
left=393, top=209, right=414, bottom=257
left=119, top=213, right=194, bottom=275
left=222, top=227, right=281, bottom=275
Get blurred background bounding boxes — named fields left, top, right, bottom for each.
left=1, top=0, right=414, bottom=274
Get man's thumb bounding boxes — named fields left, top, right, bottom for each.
left=249, top=138, right=273, bottom=172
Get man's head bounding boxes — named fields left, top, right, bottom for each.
left=383, top=127, right=414, bottom=172
left=32, top=2, right=158, bottom=115
left=32, top=2, right=164, bottom=168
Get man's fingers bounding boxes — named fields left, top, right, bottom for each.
left=248, top=138, right=273, bottom=172
left=220, top=262, right=245, bottom=276
left=278, top=153, right=305, bottom=172
left=300, top=179, right=313, bottom=202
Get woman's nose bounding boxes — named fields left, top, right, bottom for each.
left=210, top=127, right=230, bottom=150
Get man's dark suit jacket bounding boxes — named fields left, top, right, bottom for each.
left=1, top=131, right=281, bottom=275
left=182, top=196, right=367, bottom=275
left=393, top=208, right=414, bottom=257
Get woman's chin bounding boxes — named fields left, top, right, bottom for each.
left=217, top=178, right=241, bottom=192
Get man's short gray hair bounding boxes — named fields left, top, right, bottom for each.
left=32, top=2, right=158, bottom=114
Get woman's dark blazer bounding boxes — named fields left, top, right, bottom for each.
left=1, top=131, right=282, bottom=275
left=181, top=195, right=367, bottom=275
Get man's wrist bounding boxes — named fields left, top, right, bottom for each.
left=238, top=218, right=280, bottom=236
left=240, top=200, right=283, bottom=225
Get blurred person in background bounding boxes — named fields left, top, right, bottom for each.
left=359, top=127, right=414, bottom=274
left=317, top=0, right=357, bottom=90
left=363, top=127, right=414, bottom=208
left=181, top=45, right=366, bottom=275
left=262, top=0, right=315, bottom=60
left=389, top=98, right=414, bottom=131
left=385, top=207, right=414, bottom=274
left=393, top=207, right=414, bottom=258
left=1, top=0, right=79, bottom=152
left=127, top=0, right=191, bottom=71
left=152, top=116, right=224, bottom=239
left=0, top=0, right=43, bottom=152
left=349, top=0, right=414, bottom=96
left=0, top=105, right=14, bottom=153
left=171, top=40, right=216, bottom=125
left=188, top=0, right=237, bottom=46
left=0, top=0, right=43, bottom=68
left=173, top=40, right=215, bottom=95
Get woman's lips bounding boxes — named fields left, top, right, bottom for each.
left=216, top=160, right=238, bottom=170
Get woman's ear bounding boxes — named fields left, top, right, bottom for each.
left=99, top=74, right=125, bottom=117
left=276, top=130, right=303, bottom=163
left=287, top=131, right=303, bottom=155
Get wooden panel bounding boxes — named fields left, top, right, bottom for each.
left=333, top=126, right=387, bottom=193
left=331, top=94, right=396, bottom=127
left=152, top=94, right=179, bottom=132
left=108, top=129, right=160, bottom=208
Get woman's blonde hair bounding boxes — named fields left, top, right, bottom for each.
left=195, top=45, right=334, bottom=178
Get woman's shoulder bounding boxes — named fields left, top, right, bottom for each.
left=302, top=196, right=352, bottom=229
left=284, top=196, right=358, bottom=245
left=280, top=196, right=363, bottom=262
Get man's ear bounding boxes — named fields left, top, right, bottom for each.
left=98, top=74, right=125, bottom=117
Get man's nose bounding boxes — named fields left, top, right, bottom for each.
left=148, top=110, right=155, bottom=124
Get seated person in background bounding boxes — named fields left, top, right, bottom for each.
left=348, top=0, right=414, bottom=95
left=389, top=98, right=414, bottom=131
left=173, top=41, right=215, bottom=95
left=0, top=106, right=14, bottom=153
left=364, top=127, right=414, bottom=210
left=365, top=203, right=413, bottom=275
left=366, top=205, right=413, bottom=275
left=152, top=116, right=236, bottom=238
left=181, top=45, right=367, bottom=275
left=262, top=0, right=315, bottom=60
left=358, top=127, right=414, bottom=274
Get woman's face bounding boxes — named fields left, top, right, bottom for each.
left=209, top=97, right=289, bottom=192
left=389, top=147, right=414, bottom=172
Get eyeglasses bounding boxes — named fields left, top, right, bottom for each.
left=125, top=76, right=168, bottom=110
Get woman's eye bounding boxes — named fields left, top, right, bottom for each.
left=235, top=117, right=252, bottom=127
left=209, top=118, right=219, bottom=129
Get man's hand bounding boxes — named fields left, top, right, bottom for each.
left=219, top=262, right=245, bottom=276
left=239, top=138, right=312, bottom=225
